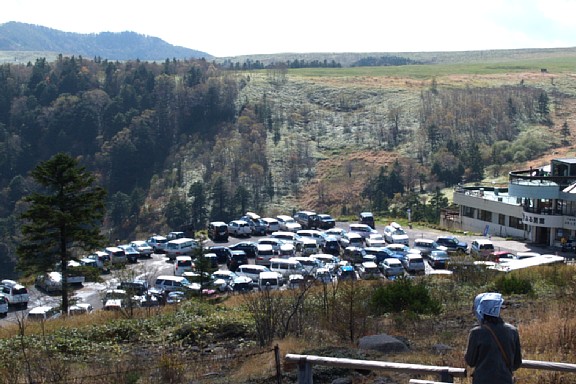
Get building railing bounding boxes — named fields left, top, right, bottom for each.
left=284, top=354, right=576, bottom=384
left=509, top=169, right=576, bottom=187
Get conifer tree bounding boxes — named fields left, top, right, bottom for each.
left=17, top=153, right=106, bottom=314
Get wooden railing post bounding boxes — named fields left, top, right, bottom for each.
left=297, top=356, right=313, bottom=384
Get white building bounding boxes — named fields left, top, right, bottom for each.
left=451, top=158, right=576, bottom=247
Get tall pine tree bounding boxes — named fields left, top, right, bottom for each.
left=17, top=153, right=106, bottom=314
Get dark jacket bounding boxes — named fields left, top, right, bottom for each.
left=465, top=319, right=522, bottom=384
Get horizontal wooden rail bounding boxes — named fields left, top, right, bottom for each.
left=285, top=354, right=576, bottom=384
left=522, top=359, right=576, bottom=373
left=285, top=354, right=466, bottom=383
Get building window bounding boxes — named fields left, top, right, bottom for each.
left=463, top=206, right=475, bottom=218
left=498, top=214, right=505, bottom=226
left=509, top=216, right=524, bottom=230
left=478, top=210, right=492, bottom=222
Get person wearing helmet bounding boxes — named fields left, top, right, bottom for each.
left=465, top=292, right=522, bottom=384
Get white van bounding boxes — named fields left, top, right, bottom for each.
left=279, top=243, right=296, bottom=258
left=165, top=238, right=200, bottom=260
left=255, top=243, right=276, bottom=266
left=291, top=256, right=323, bottom=275
left=28, top=305, right=60, bottom=321
left=258, top=271, right=281, bottom=291
left=154, top=275, right=194, bottom=292
left=269, top=258, right=306, bottom=279
left=236, top=264, right=271, bottom=285
left=104, top=246, right=127, bottom=264
left=174, top=256, right=195, bottom=276
left=0, top=279, right=29, bottom=308
left=300, top=237, right=319, bottom=256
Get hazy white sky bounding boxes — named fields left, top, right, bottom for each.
left=2, top=0, right=576, bottom=57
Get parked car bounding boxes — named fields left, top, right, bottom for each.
left=383, top=222, right=409, bottom=245
left=359, top=212, right=375, bottom=229
left=147, top=235, right=168, bottom=253
left=413, top=238, right=447, bottom=257
left=342, top=246, right=366, bottom=264
left=118, top=244, right=140, bottom=263
left=337, top=265, right=357, bottom=281
left=236, top=264, right=272, bottom=285
left=54, top=260, right=86, bottom=285
left=276, top=215, right=302, bottom=232
left=310, top=254, right=341, bottom=272
left=130, top=240, right=154, bottom=258
left=102, top=289, right=128, bottom=310
left=166, top=231, right=185, bottom=241
left=154, top=275, right=196, bottom=293
left=211, top=270, right=239, bottom=292
left=339, top=232, right=364, bottom=248
left=207, top=246, right=233, bottom=264
left=257, top=238, right=285, bottom=253
left=365, top=233, right=387, bottom=247
left=323, top=227, right=347, bottom=241
left=470, top=239, right=496, bottom=259
left=313, top=267, right=334, bottom=284
left=228, top=220, right=252, bottom=237
left=80, top=251, right=110, bottom=271
left=35, top=272, right=63, bottom=293
left=228, top=241, right=258, bottom=258
left=269, top=258, right=307, bottom=279
left=313, top=214, right=336, bottom=229
left=68, top=302, right=94, bottom=316
left=261, top=217, right=281, bottom=233
left=104, top=246, right=127, bottom=264
left=357, top=261, right=383, bottom=279
left=118, top=280, right=149, bottom=296
left=402, top=253, right=426, bottom=274
left=240, top=212, right=268, bottom=236
left=269, top=231, right=304, bottom=251
left=296, top=229, right=326, bottom=246
left=0, top=295, right=8, bottom=317
left=294, top=210, right=318, bottom=229
left=435, top=236, right=468, bottom=254
left=287, top=274, right=307, bottom=289
left=174, top=255, right=195, bottom=276
left=364, top=246, right=405, bottom=264
left=208, top=221, right=229, bottom=242
left=300, top=237, right=320, bottom=256
left=348, top=223, right=375, bottom=239
left=385, top=243, right=410, bottom=257
left=254, top=243, right=277, bottom=266
left=321, top=236, right=341, bottom=256
left=290, top=256, right=323, bottom=275
left=258, top=271, right=281, bottom=291
left=230, top=275, right=254, bottom=292
left=428, top=250, right=451, bottom=269
left=227, top=250, right=248, bottom=272
left=28, top=305, right=61, bottom=321
left=379, top=258, right=405, bottom=278
left=165, top=238, right=200, bottom=260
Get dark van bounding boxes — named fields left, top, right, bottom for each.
left=208, top=221, right=229, bottom=241
left=359, top=212, right=375, bottom=229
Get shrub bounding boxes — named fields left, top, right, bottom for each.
left=370, top=277, right=441, bottom=316
left=493, top=274, right=533, bottom=295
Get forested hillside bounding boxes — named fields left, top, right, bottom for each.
left=0, top=52, right=574, bottom=268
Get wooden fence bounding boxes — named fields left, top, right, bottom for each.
left=285, top=354, right=576, bottom=384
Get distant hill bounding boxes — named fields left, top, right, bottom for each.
left=0, top=21, right=212, bottom=61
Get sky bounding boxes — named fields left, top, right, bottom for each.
left=2, top=0, right=576, bottom=57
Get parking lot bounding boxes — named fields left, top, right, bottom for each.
left=1, top=219, right=565, bottom=325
